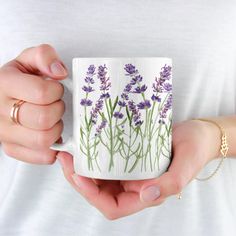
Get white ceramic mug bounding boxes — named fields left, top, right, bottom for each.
left=50, top=57, right=172, bottom=180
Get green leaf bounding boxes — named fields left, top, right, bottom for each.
left=126, top=106, right=131, bottom=123
left=80, top=126, right=84, bottom=135
left=88, top=117, right=92, bottom=127
left=117, top=117, right=127, bottom=126
left=108, top=98, right=113, bottom=112
left=112, top=96, right=119, bottom=113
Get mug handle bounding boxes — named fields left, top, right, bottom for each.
left=49, top=78, right=75, bottom=156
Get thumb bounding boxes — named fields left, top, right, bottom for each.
left=15, top=44, right=68, bottom=79
left=139, top=142, right=203, bottom=204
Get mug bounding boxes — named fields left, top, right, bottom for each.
left=50, top=57, right=173, bottom=180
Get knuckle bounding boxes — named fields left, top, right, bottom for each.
left=104, top=212, right=119, bottom=221
left=38, top=107, right=54, bottom=129
left=17, top=46, right=35, bottom=60
left=51, top=80, right=64, bottom=99
left=42, top=154, right=56, bottom=165
left=58, top=100, right=66, bottom=116
left=36, top=82, right=50, bottom=104
left=36, top=43, right=54, bottom=56
left=58, top=119, right=64, bottom=132
left=37, top=131, right=53, bottom=148
left=36, top=121, right=63, bottom=148
left=58, top=82, right=65, bottom=98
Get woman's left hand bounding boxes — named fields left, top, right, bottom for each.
left=56, top=119, right=220, bottom=220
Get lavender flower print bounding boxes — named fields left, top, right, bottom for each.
left=133, top=85, right=147, bottom=94
left=80, top=65, right=101, bottom=171
left=114, top=111, right=124, bottom=119
left=152, top=64, right=172, bottom=94
left=82, top=85, right=94, bottom=93
left=151, top=94, right=161, bottom=102
left=137, top=100, right=151, bottom=109
left=79, top=62, right=172, bottom=174
left=80, top=64, right=95, bottom=107
left=95, top=119, right=107, bottom=136
left=124, top=64, right=138, bottom=75
left=128, top=100, right=143, bottom=127
left=91, top=99, right=104, bottom=124
left=98, top=64, right=111, bottom=99
left=159, top=94, right=172, bottom=124
left=80, top=98, right=93, bottom=106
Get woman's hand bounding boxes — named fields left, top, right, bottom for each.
left=0, top=44, right=67, bottom=164
left=57, top=119, right=221, bottom=220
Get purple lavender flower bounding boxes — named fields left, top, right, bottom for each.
left=82, top=85, right=94, bottom=93
left=130, top=75, right=143, bottom=85
left=117, top=64, right=149, bottom=124
left=97, top=64, right=111, bottom=99
left=152, top=64, right=172, bottom=94
left=85, top=76, right=95, bottom=84
left=152, top=78, right=163, bottom=93
left=152, top=64, right=172, bottom=104
left=128, top=100, right=143, bottom=126
left=151, top=94, right=161, bottom=102
left=121, top=93, right=129, bottom=100
left=80, top=98, right=93, bottom=106
left=114, top=111, right=124, bottom=119
left=124, top=84, right=132, bottom=93
left=163, top=83, right=172, bottom=92
left=133, top=84, right=147, bottom=94
left=95, top=119, right=107, bottom=136
left=118, top=93, right=129, bottom=108
left=118, top=64, right=146, bottom=109
left=100, top=93, right=110, bottom=99
left=160, top=64, right=172, bottom=80
left=80, top=65, right=96, bottom=106
left=124, top=64, right=147, bottom=95
left=124, top=64, right=138, bottom=75
left=90, top=99, right=104, bottom=124
left=159, top=94, right=172, bottom=124
left=118, top=100, right=126, bottom=107
left=137, top=100, right=151, bottom=109
left=87, top=65, right=96, bottom=75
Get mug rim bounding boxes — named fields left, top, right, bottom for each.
left=73, top=56, right=172, bottom=61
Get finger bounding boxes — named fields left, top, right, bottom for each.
left=1, top=142, right=58, bottom=165
left=0, top=69, right=64, bottom=105
left=15, top=44, right=68, bottom=79
left=139, top=142, right=203, bottom=205
left=57, top=152, right=152, bottom=220
left=0, top=116, right=63, bottom=149
left=0, top=98, right=65, bottom=130
left=56, top=151, right=100, bottom=194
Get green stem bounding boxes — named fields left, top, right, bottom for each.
left=124, top=125, right=132, bottom=172
left=86, top=128, right=93, bottom=171
left=105, top=99, right=114, bottom=171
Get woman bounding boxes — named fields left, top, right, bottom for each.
left=0, top=1, right=236, bottom=235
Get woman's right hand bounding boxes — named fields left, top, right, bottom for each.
left=0, top=44, right=67, bottom=164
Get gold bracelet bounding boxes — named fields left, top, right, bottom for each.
left=192, top=118, right=229, bottom=181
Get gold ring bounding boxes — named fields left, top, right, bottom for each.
left=177, top=191, right=182, bottom=200
left=10, top=100, right=25, bottom=125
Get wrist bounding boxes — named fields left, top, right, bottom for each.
left=194, top=119, right=222, bottom=160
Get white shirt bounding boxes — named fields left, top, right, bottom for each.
left=0, top=1, right=236, bottom=235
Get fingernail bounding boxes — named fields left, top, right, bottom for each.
left=50, top=60, right=67, bottom=76
left=71, top=173, right=82, bottom=189
left=140, top=185, right=161, bottom=203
